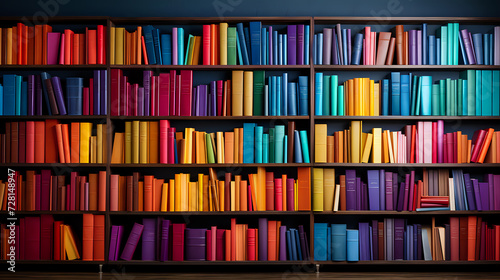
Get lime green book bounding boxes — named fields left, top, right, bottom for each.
left=206, top=133, right=215, bottom=164
left=227, top=27, right=237, bottom=65
left=184, top=35, right=194, bottom=65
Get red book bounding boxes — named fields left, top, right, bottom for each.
left=480, top=221, right=487, bottom=260
left=267, top=220, right=277, bottom=261
left=26, top=121, right=35, bottom=163
left=468, top=216, right=477, bottom=261
left=25, top=216, right=40, bottom=260
left=64, top=29, right=74, bottom=65
left=265, top=172, right=274, bottom=211
left=179, top=70, right=193, bottom=116
left=159, top=120, right=170, bottom=164
left=172, top=223, right=186, bottom=261
left=18, top=121, right=26, bottom=164
left=159, top=73, right=170, bottom=116
left=27, top=26, right=34, bottom=65
left=450, top=217, right=459, bottom=261
left=274, top=178, right=283, bottom=211
left=93, top=215, right=105, bottom=261
left=471, top=129, right=487, bottom=162
left=141, top=36, right=148, bottom=65
left=97, top=25, right=105, bottom=64
left=216, top=229, right=225, bottom=261
left=247, top=228, right=256, bottom=261
left=202, top=25, right=211, bottom=65
left=217, top=80, right=223, bottom=116
left=82, top=213, right=94, bottom=261
left=34, top=121, right=45, bottom=163
left=11, top=122, right=18, bottom=163
left=495, top=225, right=500, bottom=260
left=42, top=24, right=52, bottom=65
left=16, top=23, right=24, bottom=64
left=40, top=214, right=54, bottom=260
left=53, top=220, right=63, bottom=260
left=477, top=128, right=494, bottom=163
left=169, top=70, right=177, bottom=116
left=83, top=87, right=90, bottom=115
left=167, top=127, right=176, bottom=164
left=120, top=76, right=128, bottom=116
left=87, top=29, right=97, bottom=64
left=110, top=69, right=122, bottom=116
left=420, top=196, right=449, bottom=203
left=443, top=133, right=448, bottom=163
left=475, top=216, right=482, bottom=260
left=62, top=124, right=71, bottom=164
left=459, top=216, right=468, bottom=261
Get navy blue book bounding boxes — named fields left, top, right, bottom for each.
left=40, top=72, right=52, bottom=115
left=472, top=33, right=483, bottom=65
left=294, top=228, right=302, bottom=261
left=290, top=228, right=298, bottom=261
left=143, top=25, right=157, bottom=65
left=66, top=77, right=83, bottom=115
left=352, top=33, right=363, bottom=65
left=332, top=224, right=347, bottom=261
left=160, top=34, right=172, bottom=65
left=391, top=72, right=401, bottom=115
left=244, top=27, right=252, bottom=63
left=236, top=23, right=250, bottom=65
left=249, top=22, right=262, bottom=65
left=298, top=76, right=308, bottom=115
left=286, top=230, right=293, bottom=261
left=314, top=223, right=328, bottom=261
left=152, top=28, right=162, bottom=65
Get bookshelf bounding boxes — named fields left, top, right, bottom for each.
left=0, top=15, right=499, bottom=272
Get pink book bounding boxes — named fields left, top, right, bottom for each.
left=437, top=120, right=444, bottom=163
left=169, top=70, right=177, bottom=116
left=176, top=75, right=181, bottom=116
left=423, top=122, right=432, bottom=163
left=58, top=33, right=65, bottom=65
left=47, top=32, right=61, bottom=65
left=125, top=82, right=130, bottom=116
left=447, top=133, right=454, bottom=163
left=150, top=76, right=157, bottom=116
left=167, top=127, right=176, bottom=164
left=83, top=87, right=90, bottom=115
left=274, top=178, right=283, bottom=211
left=159, top=73, right=170, bottom=116
left=432, top=122, right=437, bottom=163
left=131, top=84, right=138, bottom=116
left=179, top=70, right=193, bottom=116
left=172, top=28, right=178, bottom=65
left=371, top=32, right=376, bottom=65
left=159, top=120, right=170, bottom=163
left=211, top=226, right=217, bottom=261
left=110, top=174, right=118, bottom=211
left=172, top=223, right=186, bottom=261
left=155, top=76, right=160, bottom=116
left=202, top=25, right=210, bottom=65
left=417, top=122, right=424, bottom=163
left=364, top=27, right=371, bottom=65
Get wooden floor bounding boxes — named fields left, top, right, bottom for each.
left=0, top=272, right=499, bottom=279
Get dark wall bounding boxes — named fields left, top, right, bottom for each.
left=1, top=0, right=499, bottom=18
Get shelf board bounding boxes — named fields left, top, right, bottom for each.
left=0, top=64, right=107, bottom=69
left=0, top=115, right=107, bottom=120
left=0, top=211, right=106, bottom=215
left=110, top=163, right=311, bottom=168
left=314, top=260, right=500, bottom=265
left=313, top=16, right=500, bottom=24
left=107, top=260, right=309, bottom=265
left=11, top=260, right=105, bottom=265
left=110, top=115, right=309, bottom=120
left=110, top=64, right=310, bottom=70
left=314, top=116, right=500, bottom=121
left=314, top=211, right=500, bottom=215
left=109, top=211, right=310, bottom=216
left=0, top=163, right=107, bottom=168
left=313, top=65, right=500, bottom=71
left=313, top=163, right=500, bottom=168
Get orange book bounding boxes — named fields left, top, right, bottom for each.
left=467, top=216, right=477, bottom=261
left=240, top=180, right=248, bottom=211
left=141, top=36, right=149, bottom=65
left=71, top=120, right=80, bottom=164
left=73, top=34, right=80, bottom=65
left=338, top=131, right=344, bottom=163
left=34, top=25, right=42, bottom=64
left=192, top=36, right=201, bottom=65
left=12, top=26, right=17, bottom=64
left=98, top=171, right=106, bottom=211
left=268, top=220, right=277, bottom=261
left=496, top=131, right=500, bottom=163
left=55, top=124, right=65, bottom=163
left=34, top=121, right=45, bottom=163
left=462, top=135, right=468, bottom=163
left=88, top=29, right=97, bottom=64
left=93, top=215, right=105, bottom=261
left=225, top=229, right=231, bottom=261
left=136, top=26, right=142, bottom=64
left=219, top=180, right=225, bottom=211
left=238, top=128, right=243, bottom=163
left=149, top=121, right=159, bottom=163
left=131, top=31, right=137, bottom=65
left=138, top=181, right=144, bottom=211
left=111, top=132, right=124, bottom=164
left=224, top=132, right=234, bottom=164
left=42, top=24, right=52, bottom=64
left=477, top=128, right=494, bottom=163
left=297, top=167, right=311, bottom=211
left=327, top=135, right=334, bottom=163
left=276, top=221, right=281, bottom=258
left=248, top=173, right=258, bottom=211
left=45, top=119, right=59, bottom=163
left=144, top=175, right=153, bottom=211
left=21, top=24, right=28, bottom=65
left=62, top=124, right=71, bottom=164
left=88, top=173, right=98, bottom=211
left=82, top=213, right=94, bottom=261
left=404, top=31, right=409, bottom=65
left=210, top=24, right=216, bottom=65
left=154, top=179, right=163, bottom=212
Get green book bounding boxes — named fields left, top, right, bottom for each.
left=410, top=75, right=419, bottom=115
left=431, top=84, right=440, bottom=116
left=462, top=80, right=468, bottom=116
left=475, top=70, right=482, bottom=116
left=439, top=80, right=446, bottom=115
left=446, top=78, right=452, bottom=116
left=415, top=76, right=422, bottom=116
left=269, top=128, right=275, bottom=163
left=453, top=23, right=459, bottom=65
left=253, top=70, right=265, bottom=116
left=299, top=130, right=310, bottom=163
left=184, top=34, right=194, bottom=65
left=457, top=78, right=463, bottom=116
left=206, top=133, right=215, bottom=164
left=323, top=75, right=331, bottom=115
left=263, top=133, right=269, bottom=163
left=459, top=70, right=475, bottom=116
left=227, top=27, right=237, bottom=65
left=331, top=75, right=338, bottom=116
left=274, top=125, right=285, bottom=163
left=440, top=26, right=448, bottom=65
left=451, top=79, right=456, bottom=116
left=338, top=85, right=345, bottom=116
left=482, top=70, right=492, bottom=116
left=447, top=23, right=453, bottom=65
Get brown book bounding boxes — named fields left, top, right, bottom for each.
left=138, top=181, right=143, bottom=211
left=404, top=31, right=409, bottom=65
left=118, top=175, right=126, bottom=211
left=58, top=175, right=66, bottom=211
left=10, top=122, right=18, bottom=163
left=395, top=25, right=404, bottom=65
left=287, top=121, right=295, bottom=163
left=327, top=135, right=334, bottom=163
left=133, top=172, right=139, bottom=211
left=378, top=221, right=384, bottom=260
left=340, top=175, right=346, bottom=211
left=375, top=32, right=391, bottom=65
left=126, top=175, right=133, bottom=211
left=88, top=173, right=98, bottom=211
left=385, top=37, right=396, bottom=65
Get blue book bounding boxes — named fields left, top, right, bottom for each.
left=436, top=38, right=441, bottom=67
left=236, top=33, right=244, bottom=65
left=288, top=82, right=297, bottom=116
left=244, top=27, right=252, bottom=63
left=318, top=33, right=323, bottom=65
left=482, top=70, right=492, bottom=116
left=14, top=76, right=21, bottom=115
left=264, top=85, right=269, bottom=116
left=391, top=72, right=401, bottom=115
left=261, top=28, right=267, bottom=65
left=346, top=229, right=359, bottom=261
left=177, top=28, right=184, bottom=65
left=342, top=29, right=348, bottom=66
left=283, top=135, right=288, bottom=163
left=299, top=130, right=310, bottom=163
left=326, top=227, right=331, bottom=261
left=295, top=229, right=303, bottom=260
left=472, top=33, right=483, bottom=65
left=283, top=34, right=287, bottom=65
left=367, top=170, right=380, bottom=211
left=142, top=25, right=157, bottom=65
left=276, top=76, right=281, bottom=115
left=298, top=76, right=308, bottom=115
left=422, top=23, right=428, bottom=65
left=416, top=207, right=450, bottom=212
left=352, top=33, right=363, bottom=65
left=484, top=34, right=490, bottom=65
left=160, top=34, right=172, bottom=65
left=421, top=76, right=432, bottom=115
left=249, top=22, right=262, bottom=65
left=313, top=34, right=317, bottom=65
left=0, top=85, right=3, bottom=115
left=243, top=123, right=256, bottom=163
left=152, top=28, right=162, bottom=65
left=314, top=223, right=328, bottom=261
left=286, top=230, right=293, bottom=261
left=305, top=25, right=310, bottom=65
left=490, top=34, right=494, bottom=67
left=382, top=79, right=390, bottom=115
left=331, top=75, right=338, bottom=116
left=429, top=35, right=436, bottom=65
left=379, top=169, right=385, bottom=211
left=315, top=72, right=323, bottom=115
left=271, top=76, right=277, bottom=116
left=400, top=74, right=410, bottom=116
left=492, top=71, right=500, bottom=116
left=263, top=134, right=269, bottom=163
left=274, top=125, right=285, bottom=163
left=20, top=81, right=27, bottom=115
left=3, top=75, right=16, bottom=115
left=338, top=85, right=345, bottom=116
left=273, top=30, right=278, bottom=65
left=255, top=126, right=263, bottom=163
left=236, top=23, right=249, bottom=65
left=282, top=73, right=288, bottom=116
left=332, top=224, right=347, bottom=261
left=458, top=29, right=467, bottom=65
left=476, top=70, right=482, bottom=115
left=66, top=77, right=83, bottom=115
left=294, top=130, right=303, bottom=163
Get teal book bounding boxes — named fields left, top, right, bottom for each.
left=327, top=227, right=331, bottom=261
left=177, top=27, right=184, bottom=66
left=263, top=133, right=269, bottom=163
left=453, top=23, right=459, bottom=65
left=439, top=80, right=446, bottom=115
left=243, top=123, right=256, bottom=163
left=323, top=75, right=331, bottom=115
left=299, top=130, right=310, bottom=163
left=346, top=229, right=359, bottom=262
left=160, top=34, right=172, bottom=65
left=446, top=78, right=452, bottom=116
left=0, top=85, right=3, bottom=115
left=481, top=70, right=492, bottom=116
left=227, top=27, right=237, bottom=65
left=15, top=75, right=22, bottom=115
left=283, top=135, right=288, bottom=163
left=447, top=23, right=453, bottom=65
left=440, top=26, right=448, bottom=65
left=236, top=33, right=244, bottom=65
left=206, top=134, right=215, bottom=164
left=331, top=75, right=338, bottom=116
left=315, top=72, right=323, bottom=115
left=410, top=75, right=419, bottom=116
left=451, top=79, right=457, bottom=116
left=253, top=70, right=265, bottom=116
left=332, top=224, right=347, bottom=261
left=493, top=71, right=500, bottom=116
left=420, top=76, right=432, bottom=116
left=475, top=70, right=482, bottom=116
left=21, top=81, right=27, bottom=116
left=457, top=78, right=463, bottom=116
left=415, top=76, right=421, bottom=116
left=459, top=70, right=475, bottom=116
left=274, top=125, right=285, bottom=163
left=400, top=74, right=410, bottom=116
left=314, top=223, right=328, bottom=261
left=338, top=85, right=344, bottom=116
left=269, top=128, right=275, bottom=163
left=462, top=80, right=468, bottom=116
left=255, top=126, right=264, bottom=163
left=431, top=84, right=439, bottom=115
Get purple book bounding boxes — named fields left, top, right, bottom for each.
left=192, top=87, right=198, bottom=116
left=136, top=87, right=143, bottom=116
left=297, top=25, right=304, bottom=65
left=409, top=30, right=417, bottom=65
left=359, top=222, right=370, bottom=260
left=109, top=225, right=119, bottom=260
left=28, top=75, right=35, bottom=115
left=47, top=32, right=61, bottom=65
left=463, top=174, right=476, bottom=210
left=416, top=224, right=422, bottom=260
left=335, top=24, right=343, bottom=65
left=487, top=174, right=494, bottom=211
left=199, top=85, right=207, bottom=116
left=210, top=81, right=217, bottom=116
left=287, top=25, right=297, bottom=65
left=392, top=173, right=398, bottom=210
left=258, top=218, right=268, bottom=260
left=155, top=217, right=164, bottom=261
left=323, top=28, right=332, bottom=65
left=36, top=75, right=43, bottom=115
left=461, top=29, right=477, bottom=65
left=347, top=29, right=352, bottom=65
left=185, top=228, right=206, bottom=261
left=363, top=182, right=368, bottom=210
left=279, top=225, right=287, bottom=260
left=143, top=71, right=152, bottom=114
left=494, top=175, right=500, bottom=210
left=100, top=70, right=107, bottom=115
left=160, top=219, right=170, bottom=261
left=393, top=218, right=405, bottom=260
left=120, top=223, right=144, bottom=261
left=471, top=179, right=482, bottom=211
left=142, top=218, right=156, bottom=261
left=397, top=182, right=405, bottom=212
left=417, top=30, right=422, bottom=65
left=356, top=177, right=362, bottom=210
left=114, top=226, right=123, bottom=261
left=385, top=171, right=393, bottom=210
left=379, top=169, right=385, bottom=211
left=371, top=220, right=378, bottom=260
left=298, top=225, right=309, bottom=260
left=367, top=170, right=380, bottom=211
left=93, top=70, right=101, bottom=115
left=409, top=171, right=415, bottom=211
left=331, top=29, right=339, bottom=65
left=345, top=170, right=356, bottom=210
left=50, top=76, right=67, bottom=115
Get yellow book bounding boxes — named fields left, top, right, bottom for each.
left=203, top=175, right=209, bottom=211
left=161, top=183, right=168, bottom=212
left=373, top=82, right=380, bottom=116
left=313, top=168, right=324, bottom=211
left=79, top=122, right=92, bottom=163
left=90, top=136, right=96, bottom=163
left=124, top=122, right=132, bottom=164
left=96, top=124, right=103, bottom=164
left=243, top=71, right=253, bottom=116
left=192, top=36, right=201, bottom=65
left=361, top=133, right=373, bottom=163
left=382, top=130, right=390, bottom=163
left=183, top=128, right=194, bottom=164
left=139, top=121, right=148, bottom=164
left=361, top=132, right=367, bottom=153
left=175, top=174, right=181, bottom=211
left=198, top=174, right=204, bottom=211
left=110, top=27, right=115, bottom=65
left=64, top=225, right=80, bottom=260
left=386, top=130, right=395, bottom=163
left=369, top=79, right=375, bottom=116
left=218, top=180, right=224, bottom=211
left=294, top=181, right=298, bottom=211
left=323, top=168, right=335, bottom=211
left=230, top=181, right=236, bottom=211
left=169, top=179, right=175, bottom=211
left=235, top=175, right=241, bottom=211
left=363, top=78, right=370, bottom=116
left=315, top=124, right=327, bottom=163
left=181, top=174, right=188, bottom=211
left=115, top=27, right=125, bottom=65
left=216, top=131, right=224, bottom=163
left=219, top=22, right=228, bottom=65
left=371, top=128, right=382, bottom=163
left=132, top=121, right=140, bottom=163
left=136, top=26, right=142, bottom=65
left=353, top=78, right=360, bottom=115
left=6, top=28, right=12, bottom=65
left=232, top=71, right=244, bottom=116
left=189, top=181, right=197, bottom=211
left=257, top=167, right=266, bottom=211
left=350, top=121, right=362, bottom=163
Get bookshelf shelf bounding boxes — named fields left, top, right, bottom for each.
left=313, top=65, right=500, bottom=71
left=110, top=116, right=310, bottom=120
left=0, top=163, right=107, bottom=168
left=314, top=116, right=500, bottom=121
left=0, top=211, right=107, bottom=215
left=107, top=260, right=309, bottom=265
left=314, top=211, right=500, bottom=215
left=314, top=260, right=500, bottom=265
left=312, top=163, right=500, bottom=168
left=0, top=115, right=107, bottom=121
left=109, top=65, right=311, bottom=70
left=109, top=211, right=310, bottom=216
left=110, top=163, right=312, bottom=168
left=0, top=65, right=108, bottom=69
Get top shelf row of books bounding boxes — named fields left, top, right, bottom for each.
left=0, top=17, right=499, bottom=67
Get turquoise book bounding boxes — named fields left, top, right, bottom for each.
left=440, top=25, right=448, bottom=65
left=447, top=23, right=453, bottom=65
left=420, top=76, right=432, bottom=115
left=314, top=223, right=328, bottom=261
left=243, top=123, right=256, bottom=163
left=338, top=85, right=344, bottom=116
left=315, top=72, right=323, bottom=115
left=431, top=84, right=440, bottom=116
left=274, top=125, right=285, bottom=163
left=236, top=34, right=244, bottom=65
left=346, top=229, right=359, bottom=262
left=299, top=130, right=310, bottom=163
left=439, top=80, right=446, bottom=115
left=457, top=78, right=463, bottom=116
left=323, top=75, right=331, bottom=115
left=410, top=75, right=418, bottom=116
left=493, top=71, right=500, bottom=116
left=462, top=80, right=468, bottom=116
left=269, top=128, right=275, bottom=163
left=415, top=76, right=422, bottom=116
left=177, top=27, right=184, bottom=66
left=475, top=70, right=482, bottom=116
left=453, top=23, right=459, bottom=65
left=332, top=224, right=347, bottom=261
left=283, top=135, right=288, bottom=163
left=327, top=226, right=332, bottom=261
left=331, top=75, right=338, bottom=116
left=459, top=70, right=475, bottom=116
left=445, top=79, right=452, bottom=116
left=263, top=134, right=269, bottom=163
left=481, top=70, right=492, bottom=116
left=255, top=126, right=264, bottom=163
left=160, top=34, right=172, bottom=65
